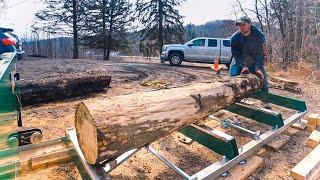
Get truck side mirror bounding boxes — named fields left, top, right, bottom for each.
left=187, top=42, right=193, bottom=47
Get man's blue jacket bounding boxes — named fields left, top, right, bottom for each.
left=231, top=25, right=265, bottom=70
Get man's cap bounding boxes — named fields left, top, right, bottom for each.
left=236, top=16, right=251, bottom=26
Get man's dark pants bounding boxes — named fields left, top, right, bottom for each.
left=229, top=59, right=269, bottom=92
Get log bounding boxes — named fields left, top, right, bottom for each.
left=75, top=74, right=262, bottom=164
left=20, top=71, right=111, bottom=105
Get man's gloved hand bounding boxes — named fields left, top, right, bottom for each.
left=255, top=69, right=264, bottom=81
left=241, top=67, right=249, bottom=74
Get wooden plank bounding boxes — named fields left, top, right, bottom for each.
left=176, top=133, right=193, bottom=144
left=307, top=130, right=320, bottom=149
left=256, top=148, right=267, bottom=158
left=218, top=156, right=264, bottom=180
left=290, top=145, right=320, bottom=180
left=265, top=134, right=290, bottom=151
left=270, top=76, right=299, bottom=86
left=287, top=128, right=300, bottom=136
left=307, top=114, right=320, bottom=132
left=291, top=119, right=308, bottom=130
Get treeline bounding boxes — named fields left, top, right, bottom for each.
left=27, top=0, right=319, bottom=66
left=31, top=0, right=185, bottom=60
left=24, top=20, right=237, bottom=59
left=185, top=20, right=237, bottom=41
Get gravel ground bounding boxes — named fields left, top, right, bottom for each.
left=17, top=57, right=320, bottom=179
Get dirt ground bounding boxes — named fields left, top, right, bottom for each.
left=17, top=57, right=320, bottom=179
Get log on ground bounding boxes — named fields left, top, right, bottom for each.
left=75, top=74, right=262, bottom=165
left=20, top=71, right=111, bottom=105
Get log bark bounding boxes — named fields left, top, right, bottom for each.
left=20, top=72, right=111, bottom=105
left=75, top=74, right=262, bottom=164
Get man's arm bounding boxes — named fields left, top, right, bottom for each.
left=231, top=33, right=246, bottom=68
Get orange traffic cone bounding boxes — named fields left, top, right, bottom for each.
left=211, top=58, right=221, bottom=76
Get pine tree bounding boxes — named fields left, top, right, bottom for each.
left=83, top=0, right=133, bottom=60
left=33, top=0, right=87, bottom=59
left=136, top=0, right=185, bottom=55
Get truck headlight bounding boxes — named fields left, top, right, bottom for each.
left=162, top=46, right=167, bottom=52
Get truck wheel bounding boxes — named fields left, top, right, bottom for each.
left=226, top=63, right=230, bottom=69
left=169, top=53, right=183, bottom=66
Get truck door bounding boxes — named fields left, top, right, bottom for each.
left=206, top=39, right=220, bottom=63
left=220, top=39, right=232, bottom=64
left=184, top=39, right=206, bottom=61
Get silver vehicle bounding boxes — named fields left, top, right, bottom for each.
left=161, top=37, right=232, bottom=68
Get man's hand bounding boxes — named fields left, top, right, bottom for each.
left=255, top=69, right=264, bottom=81
left=241, top=67, right=249, bottom=74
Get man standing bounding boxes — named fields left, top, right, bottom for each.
left=230, top=16, right=269, bottom=94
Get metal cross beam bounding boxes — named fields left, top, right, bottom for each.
left=179, top=124, right=239, bottom=160
left=250, top=91, right=307, bottom=112
left=225, top=103, right=284, bottom=128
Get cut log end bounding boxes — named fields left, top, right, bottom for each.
left=75, top=102, right=98, bottom=164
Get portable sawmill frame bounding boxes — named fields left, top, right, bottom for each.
left=0, top=52, right=308, bottom=179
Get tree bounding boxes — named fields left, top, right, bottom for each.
left=136, top=0, right=185, bottom=55
left=0, top=0, right=6, bottom=11
left=83, top=0, right=133, bottom=60
left=33, top=0, right=87, bottom=59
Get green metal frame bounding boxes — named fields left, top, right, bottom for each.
left=178, top=90, right=307, bottom=163
left=179, top=124, right=239, bottom=160
left=226, top=103, right=284, bottom=128
left=0, top=52, right=20, bottom=178
left=0, top=53, right=19, bottom=114
left=250, top=91, right=307, bottom=112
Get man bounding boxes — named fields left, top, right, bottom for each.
left=230, top=16, right=270, bottom=107
left=230, top=16, right=269, bottom=91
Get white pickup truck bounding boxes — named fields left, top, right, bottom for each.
left=160, top=37, right=232, bottom=68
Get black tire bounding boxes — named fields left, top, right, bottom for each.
left=18, top=54, right=23, bottom=61
left=226, top=62, right=230, bottom=69
left=169, top=53, right=183, bottom=66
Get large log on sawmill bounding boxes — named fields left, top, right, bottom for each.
left=75, top=74, right=262, bottom=165
left=20, top=71, right=111, bottom=105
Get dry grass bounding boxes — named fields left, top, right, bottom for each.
left=267, top=61, right=320, bottom=82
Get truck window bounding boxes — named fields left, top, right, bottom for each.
left=208, top=39, right=218, bottom=47
left=223, top=40, right=231, bottom=47
left=193, top=39, right=205, bottom=47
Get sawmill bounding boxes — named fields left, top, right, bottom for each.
left=1, top=51, right=316, bottom=180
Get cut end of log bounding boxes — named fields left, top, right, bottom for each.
left=75, top=102, right=98, bottom=164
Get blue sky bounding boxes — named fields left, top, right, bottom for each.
left=0, top=0, right=237, bottom=36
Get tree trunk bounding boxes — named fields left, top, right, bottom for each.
left=72, top=0, right=79, bottom=59
left=75, top=74, right=262, bottom=165
left=106, top=29, right=112, bottom=60
left=20, top=72, right=111, bottom=106
left=102, top=0, right=107, bottom=60
left=158, top=0, right=164, bottom=54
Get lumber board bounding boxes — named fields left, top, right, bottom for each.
left=217, top=156, right=264, bottom=180
left=290, top=145, right=320, bottom=180
left=307, top=130, right=320, bottom=149
left=270, top=76, right=299, bottom=86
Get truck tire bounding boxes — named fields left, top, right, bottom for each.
left=169, top=53, right=183, bottom=66
left=226, top=62, right=230, bottom=69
